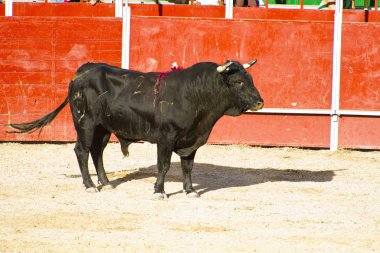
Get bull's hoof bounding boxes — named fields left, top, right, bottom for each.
left=85, top=186, right=99, bottom=193
left=100, top=183, right=114, bottom=191
left=152, top=192, right=168, bottom=200
left=186, top=191, right=200, bottom=198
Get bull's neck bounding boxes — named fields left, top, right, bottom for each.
left=188, top=71, right=230, bottom=122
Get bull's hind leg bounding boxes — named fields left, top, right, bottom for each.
left=74, top=125, right=99, bottom=192
left=90, top=126, right=113, bottom=190
left=74, top=139, right=97, bottom=192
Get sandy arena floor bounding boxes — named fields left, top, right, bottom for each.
left=0, top=142, right=379, bottom=253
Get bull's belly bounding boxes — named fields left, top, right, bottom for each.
left=104, top=115, right=157, bottom=143
left=175, top=145, right=202, bottom=157
left=174, top=132, right=210, bottom=157
left=103, top=108, right=212, bottom=157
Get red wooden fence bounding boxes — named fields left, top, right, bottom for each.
left=0, top=4, right=379, bottom=149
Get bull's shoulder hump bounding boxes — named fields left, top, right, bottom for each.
left=188, top=62, right=218, bottom=69
left=76, top=62, right=113, bottom=73
left=179, top=62, right=219, bottom=75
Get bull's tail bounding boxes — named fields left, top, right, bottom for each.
left=8, top=95, right=70, bottom=134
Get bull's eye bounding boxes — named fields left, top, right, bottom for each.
left=237, top=81, right=245, bottom=87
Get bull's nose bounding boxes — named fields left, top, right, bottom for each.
left=250, top=101, right=264, bottom=111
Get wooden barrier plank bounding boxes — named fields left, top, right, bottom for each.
left=0, top=72, right=52, bottom=85
left=339, top=116, right=380, bottom=149
left=209, top=114, right=331, bottom=147
left=2, top=83, right=55, bottom=114
left=55, top=40, right=122, bottom=51
left=54, top=17, right=121, bottom=40
left=0, top=18, right=55, bottom=39
left=340, top=23, right=380, bottom=111
left=0, top=60, right=52, bottom=73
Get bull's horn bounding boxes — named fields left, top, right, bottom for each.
left=217, top=61, right=234, bottom=73
left=243, top=59, right=257, bottom=69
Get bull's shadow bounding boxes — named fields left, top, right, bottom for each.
left=109, top=162, right=336, bottom=196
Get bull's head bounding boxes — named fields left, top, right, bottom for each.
left=217, top=59, right=264, bottom=116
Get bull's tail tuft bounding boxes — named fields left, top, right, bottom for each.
left=8, top=96, right=70, bottom=135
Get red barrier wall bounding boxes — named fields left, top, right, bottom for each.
left=0, top=16, right=122, bottom=141
left=0, top=5, right=379, bottom=149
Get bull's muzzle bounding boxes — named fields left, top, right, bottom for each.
left=250, top=101, right=264, bottom=111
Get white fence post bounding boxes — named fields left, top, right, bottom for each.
left=121, top=1, right=131, bottom=69
left=330, top=0, right=343, bottom=151
left=225, top=0, right=233, bottom=19
left=5, top=0, right=13, bottom=17
left=115, top=0, right=123, bottom=18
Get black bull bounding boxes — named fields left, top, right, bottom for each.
left=9, top=60, right=264, bottom=199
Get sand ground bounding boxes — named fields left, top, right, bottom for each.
left=0, top=142, right=379, bottom=253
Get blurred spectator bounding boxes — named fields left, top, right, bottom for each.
left=234, top=0, right=259, bottom=6
left=168, top=0, right=189, bottom=3
left=196, top=0, right=219, bottom=4
left=192, top=0, right=262, bottom=5
left=318, top=0, right=354, bottom=9
left=64, top=0, right=104, bottom=5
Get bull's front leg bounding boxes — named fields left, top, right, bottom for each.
left=153, top=142, right=174, bottom=200
left=181, top=151, right=200, bottom=198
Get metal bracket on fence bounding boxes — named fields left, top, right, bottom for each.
left=331, top=113, right=339, bottom=122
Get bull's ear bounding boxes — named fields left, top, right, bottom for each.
left=217, top=61, right=233, bottom=73
left=243, top=59, right=257, bottom=69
